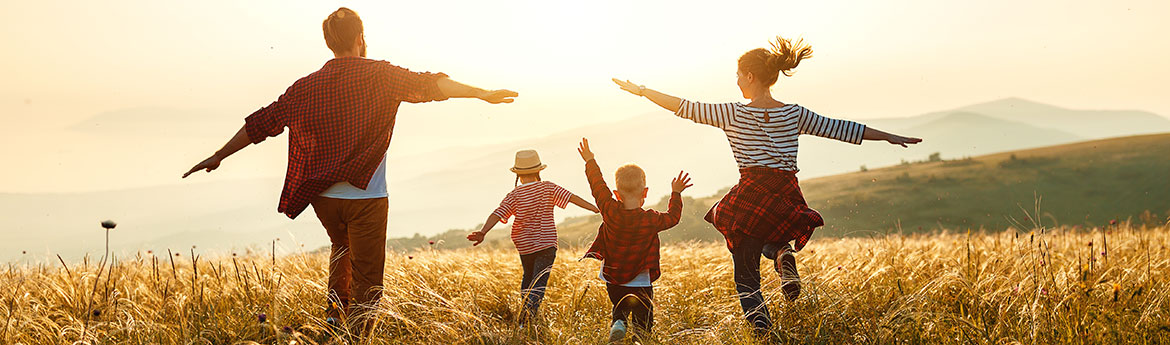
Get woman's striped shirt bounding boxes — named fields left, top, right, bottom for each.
left=491, top=181, right=573, bottom=255
left=675, top=100, right=866, bottom=171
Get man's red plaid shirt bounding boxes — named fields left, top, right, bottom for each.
left=244, top=57, right=448, bottom=218
left=581, top=159, right=682, bottom=285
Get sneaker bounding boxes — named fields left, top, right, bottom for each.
left=774, top=244, right=801, bottom=301
left=609, top=319, right=627, bottom=343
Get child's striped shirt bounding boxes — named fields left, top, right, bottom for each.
left=492, top=181, right=572, bottom=255
left=675, top=100, right=866, bottom=171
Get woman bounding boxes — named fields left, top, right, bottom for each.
left=612, top=36, right=921, bottom=336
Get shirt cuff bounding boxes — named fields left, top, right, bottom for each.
left=420, top=72, right=450, bottom=102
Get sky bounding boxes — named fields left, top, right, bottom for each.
left=1, top=0, right=1169, bottom=194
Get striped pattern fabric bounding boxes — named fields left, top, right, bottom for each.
left=492, top=181, right=573, bottom=255
left=675, top=100, right=866, bottom=171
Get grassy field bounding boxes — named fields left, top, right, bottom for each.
left=3, top=222, right=1168, bottom=344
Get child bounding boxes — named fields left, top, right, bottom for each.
left=467, top=149, right=599, bottom=322
left=575, top=138, right=691, bottom=342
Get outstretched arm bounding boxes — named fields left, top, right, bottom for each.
left=569, top=194, right=600, bottom=214
left=862, top=127, right=922, bottom=148
left=437, top=77, right=518, bottom=104
left=612, top=78, right=681, bottom=112
left=614, top=78, right=735, bottom=129
left=466, top=214, right=502, bottom=246
left=182, top=125, right=250, bottom=178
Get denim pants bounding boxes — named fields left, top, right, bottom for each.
left=732, top=236, right=785, bottom=333
left=519, top=246, right=557, bottom=318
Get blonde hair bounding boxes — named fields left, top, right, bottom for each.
left=614, top=164, right=646, bottom=195
left=738, top=36, right=814, bottom=86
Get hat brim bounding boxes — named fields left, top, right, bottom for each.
left=510, top=164, right=547, bottom=174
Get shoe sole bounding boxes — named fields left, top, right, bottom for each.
left=609, top=322, right=627, bottom=343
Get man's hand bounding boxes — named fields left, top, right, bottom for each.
left=478, top=89, right=519, bottom=104
left=182, top=154, right=222, bottom=178
left=887, top=134, right=922, bottom=148
left=577, top=138, right=595, bottom=162
left=466, top=231, right=487, bottom=246
left=671, top=171, right=693, bottom=193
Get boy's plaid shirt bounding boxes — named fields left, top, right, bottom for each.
left=581, top=159, right=682, bottom=285
left=244, top=57, right=448, bottom=218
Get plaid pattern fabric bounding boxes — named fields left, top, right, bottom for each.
left=244, top=57, right=448, bottom=218
left=581, top=159, right=682, bottom=285
left=705, top=167, right=824, bottom=252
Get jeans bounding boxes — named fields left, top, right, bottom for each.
left=519, top=246, right=557, bottom=319
left=732, top=236, right=785, bottom=333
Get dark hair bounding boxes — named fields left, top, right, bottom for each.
left=514, top=172, right=541, bottom=187
left=738, top=36, right=814, bottom=87
left=322, top=7, right=363, bottom=55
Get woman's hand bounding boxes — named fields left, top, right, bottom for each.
left=886, top=134, right=922, bottom=148
left=612, top=78, right=644, bottom=96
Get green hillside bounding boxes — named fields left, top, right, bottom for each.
left=391, top=133, right=1170, bottom=251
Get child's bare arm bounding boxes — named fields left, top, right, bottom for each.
left=467, top=214, right=502, bottom=246
left=569, top=194, right=600, bottom=214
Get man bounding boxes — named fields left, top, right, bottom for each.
left=181, top=7, right=517, bottom=333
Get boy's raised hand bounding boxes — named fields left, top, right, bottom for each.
left=671, top=171, right=693, bottom=193
left=577, top=138, right=595, bottom=162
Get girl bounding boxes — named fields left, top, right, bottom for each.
left=612, top=36, right=921, bottom=336
left=467, top=149, right=599, bottom=322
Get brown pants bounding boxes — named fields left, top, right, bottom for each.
left=311, top=196, right=388, bottom=323
left=607, top=283, right=654, bottom=332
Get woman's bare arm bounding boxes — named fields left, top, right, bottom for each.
left=612, top=78, right=682, bottom=112
left=863, top=127, right=923, bottom=147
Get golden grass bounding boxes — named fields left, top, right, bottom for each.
left=2, top=224, right=1169, bottom=344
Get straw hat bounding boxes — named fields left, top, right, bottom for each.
left=510, top=150, right=547, bottom=174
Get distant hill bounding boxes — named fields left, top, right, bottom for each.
left=399, top=133, right=1170, bottom=252
left=867, top=97, right=1170, bottom=139
left=897, top=111, right=1083, bottom=153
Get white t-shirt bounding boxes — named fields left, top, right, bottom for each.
left=599, top=265, right=653, bottom=288
left=319, top=154, right=388, bottom=199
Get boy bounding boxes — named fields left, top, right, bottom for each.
left=576, top=138, right=692, bottom=342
